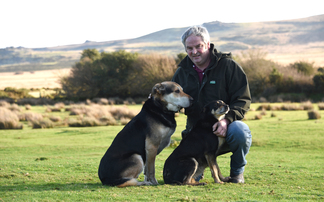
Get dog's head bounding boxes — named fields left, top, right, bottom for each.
left=203, top=100, right=229, bottom=121
left=150, top=81, right=193, bottom=112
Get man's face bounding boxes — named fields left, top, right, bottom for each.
left=185, top=34, right=210, bottom=69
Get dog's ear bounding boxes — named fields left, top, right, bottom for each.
left=152, top=83, right=165, bottom=95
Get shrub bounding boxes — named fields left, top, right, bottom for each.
left=300, top=101, right=314, bottom=110
left=81, top=117, right=102, bottom=127
left=24, top=112, right=43, bottom=122
left=108, top=106, right=138, bottom=120
left=257, top=104, right=272, bottom=111
left=269, top=68, right=283, bottom=85
left=260, top=111, right=267, bottom=116
left=3, top=87, right=31, bottom=99
left=99, top=115, right=117, bottom=126
left=61, top=50, right=139, bottom=99
left=49, top=116, right=62, bottom=122
left=69, top=105, right=87, bottom=115
left=271, top=112, right=277, bottom=117
left=120, top=117, right=131, bottom=125
left=68, top=117, right=102, bottom=127
left=254, top=114, right=263, bottom=120
left=92, top=98, right=109, bottom=105
left=281, top=104, right=302, bottom=111
left=47, top=107, right=61, bottom=112
left=7, top=104, right=21, bottom=113
left=0, top=107, right=23, bottom=129
left=0, top=101, right=10, bottom=107
left=313, top=73, right=324, bottom=91
left=291, top=61, right=314, bottom=76
left=85, top=105, right=112, bottom=119
left=67, top=119, right=83, bottom=127
left=25, top=104, right=31, bottom=110
left=318, top=102, right=324, bottom=110
left=54, top=102, right=65, bottom=109
left=31, top=119, right=54, bottom=129
left=129, top=53, right=177, bottom=97
left=307, top=110, right=321, bottom=119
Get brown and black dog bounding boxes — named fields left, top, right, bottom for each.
left=98, top=81, right=192, bottom=187
left=163, top=100, right=230, bottom=185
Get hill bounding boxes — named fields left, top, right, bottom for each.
left=1, top=14, right=324, bottom=73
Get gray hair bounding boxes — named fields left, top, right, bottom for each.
left=181, top=25, right=210, bottom=47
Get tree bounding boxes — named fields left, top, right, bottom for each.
left=95, top=50, right=139, bottom=97
left=128, top=53, right=177, bottom=96
left=291, top=61, right=314, bottom=76
left=269, top=68, right=283, bottom=85
left=175, top=53, right=187, bottom=64
left=81, top=49, right=100, bottom=61
left=313, top=73, right=324, bottom=92
left=60, top=50, right=139, bottom=100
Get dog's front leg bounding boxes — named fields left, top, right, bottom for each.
left=205, top=154, right=223, bottom=184
left=144, top=138, right=159, bottom=185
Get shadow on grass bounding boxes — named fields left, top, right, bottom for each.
left=2, top=182, right=106, bottom=192
left=3, top=180, right=167, bottom=192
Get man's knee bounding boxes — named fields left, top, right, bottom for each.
left=227, top=121, right=252, bottom=146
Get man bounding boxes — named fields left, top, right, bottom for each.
left=172, top=25, right=252, bottom=183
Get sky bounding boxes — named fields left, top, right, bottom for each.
left=0, top=0, right=323, bottom=49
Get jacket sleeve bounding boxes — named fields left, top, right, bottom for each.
left=224, top=60, right=251, bottom=123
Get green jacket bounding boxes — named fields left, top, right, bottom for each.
left=172, top=44, right=251, bottom=132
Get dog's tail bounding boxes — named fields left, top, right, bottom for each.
left=101, top=178, right=138, bottom=187
left=117, top=178, right=139, bottom=188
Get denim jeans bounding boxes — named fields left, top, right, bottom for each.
left=226, top=121, right=252, bottom=175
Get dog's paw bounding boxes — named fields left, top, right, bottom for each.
left=141, top=178, right=159, bottom=186
left=149, top=179, right=159, bottom=185
left=221, top=176, right=231, bottom=182
left=138, top=181, right=158, bottom=186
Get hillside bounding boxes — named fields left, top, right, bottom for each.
left=1, top=14, right=324, bottom=73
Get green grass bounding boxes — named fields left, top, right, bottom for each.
left=1, top=104, right=324, bottom=201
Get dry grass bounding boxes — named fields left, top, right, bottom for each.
left=0, top=101, right=10, bottom=107
left=31, top=119, right=54, bottom=129
left=300, top=101, right=314, bottom=110
left=257, top=102, right=316, bottom=111
left=108, top=106, right=138, bottom=120
left=0, top=107, right=23, bottom=129
left=318, top=102, right=324, bottom=110
left=23, top=112, right=43, bottom=122
left=67, top=104, right=138, bottom=127
left=0, top=68, right=71, bottom=90
left=7, top=103, right=22, bottom=113
left=68, top=117, right=103, bottom=127
left=308, top=110, right=321, bottom=119
left=49, top=116, right=62, bottom=122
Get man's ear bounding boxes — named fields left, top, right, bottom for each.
left=207, top=41, right=211, bottom=49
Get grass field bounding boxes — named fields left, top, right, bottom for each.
left=1, top=103, right=324, bottom=201
left=0, top=68, right=71, bottom=90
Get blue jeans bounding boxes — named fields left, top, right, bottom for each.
left=225, top=121, right=252, bottom=175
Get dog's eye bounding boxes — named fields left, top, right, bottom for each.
left=175, top=89, right=180, bottom=93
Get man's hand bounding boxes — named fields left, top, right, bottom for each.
left=212, top=119, right=229, bottom=137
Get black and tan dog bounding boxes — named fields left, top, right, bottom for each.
left=163, top=100, right=230, bottom=185
left=98, top=81, right=192, bottom=187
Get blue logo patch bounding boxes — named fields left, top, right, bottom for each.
left=210, top=81, right=216, bottom=84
